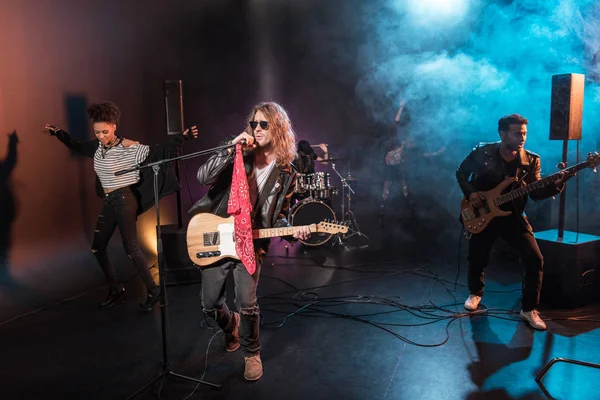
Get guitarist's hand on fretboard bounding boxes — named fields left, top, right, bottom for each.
left=293, top=226, right=311, bottom=241
left=553, top=170, right=574, bottom=188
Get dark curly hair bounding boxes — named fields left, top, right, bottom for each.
left=87, top=102, right=121, bottom=125
left=498, top=113, right=528, bottom=132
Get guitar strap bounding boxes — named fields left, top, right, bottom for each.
left=517, top=168, right=528, bottom=183
left=251, top=165, right=281, bottom=220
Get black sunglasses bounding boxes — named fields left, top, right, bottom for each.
left=249, top=120, right=269, bottom=130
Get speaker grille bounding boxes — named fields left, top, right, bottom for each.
left=549, top=73, right=584, bottom=141
left=164, top=80, right=184, bottom=136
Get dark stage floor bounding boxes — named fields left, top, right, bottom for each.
left=2, top=219, right=600, bottom=400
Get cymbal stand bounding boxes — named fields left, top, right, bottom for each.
left=329, top=161, right=369, bottom=243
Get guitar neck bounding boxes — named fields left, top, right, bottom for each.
left=252, top=225, right=314, bottom=239
left=496, top=161, right=588, bottom=206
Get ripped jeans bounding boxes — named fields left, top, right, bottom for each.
left=201, top=260, right=261, bottom=354
left=91, top=187, right=156, bottom=292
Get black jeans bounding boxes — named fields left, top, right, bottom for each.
left=467, top=215, right=544, bottom=311
left=91, top=187, right=156, bottom=293
left=201, top=260, right=261, bottom=355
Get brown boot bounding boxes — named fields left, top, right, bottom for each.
left=224, top=312, right=240, bottom=352
left=244, top=353, right=263, bottom=381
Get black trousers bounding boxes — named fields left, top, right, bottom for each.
left=201, top=260, right=261, bottom=355
left=467, top=215, right=543, bottom=311
left=91, top=187, right=157, bottom=293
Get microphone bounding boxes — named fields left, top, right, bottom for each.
left=114, top=165, right=139, bottom=176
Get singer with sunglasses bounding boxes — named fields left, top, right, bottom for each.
left=189, top=102, right=311, bottom=381
left=44, top=101, right=197, bottom=311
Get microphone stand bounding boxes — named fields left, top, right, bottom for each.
left=121, top=141, right=234, bottom=399
left=328, top=161, right=369, bottom=245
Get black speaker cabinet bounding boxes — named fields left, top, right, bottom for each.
left=537, top=229, right=600, bottom=308
left=164, top=80, right=184, bottom=136
left=549, top=73, right=584, bottom=141
left=161, top=224, right=201, bottom=285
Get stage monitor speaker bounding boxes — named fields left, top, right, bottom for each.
left=161, top=224, right=201, bottom=285
left=537, top=229, right=600, bottom=308
left=549, top=73, right=584, bottom=141
left=164, top=80, right=184, bottom=136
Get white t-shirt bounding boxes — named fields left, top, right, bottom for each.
left=249, top=161, right=276, bottom=208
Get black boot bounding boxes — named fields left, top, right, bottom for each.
left=139, top=287, right=161, bottom=312
left=99, top=286, right=127, bottom=309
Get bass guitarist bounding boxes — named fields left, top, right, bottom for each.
left=456, top=113, right=570, bottom=330
left=188, top=102, right=310, bottom=381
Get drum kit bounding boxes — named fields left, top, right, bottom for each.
left=289, top=156, right=369, bottom=247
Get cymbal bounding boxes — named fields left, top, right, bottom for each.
left=316, top=158, right=344, bottom=163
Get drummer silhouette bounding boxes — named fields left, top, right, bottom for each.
left=296, top=140, right=328, bottom=175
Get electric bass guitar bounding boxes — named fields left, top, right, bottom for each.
left=186, top=213, right=348, bottom=267
left=460, top=152, right=600, bottom=234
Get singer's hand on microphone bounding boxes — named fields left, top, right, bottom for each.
left=227, top=132, right=255, bottom=155
left=232, top=132, right=255, bottom=148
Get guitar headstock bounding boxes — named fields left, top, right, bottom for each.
left=587, top=151, right=600, bottom=171
left=316, top=220, right=349, bottom=234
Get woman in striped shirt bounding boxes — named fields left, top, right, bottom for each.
left=44, top=102, right=196, bottom=311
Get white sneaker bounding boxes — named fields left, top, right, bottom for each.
left=464, top=294, right=482, bottom=311
left=520, top=310, right=547, bottom=330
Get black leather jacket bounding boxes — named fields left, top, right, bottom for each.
left=456, top=142, right=563, bottom=232
left=188, top=147, right=297, bottom=256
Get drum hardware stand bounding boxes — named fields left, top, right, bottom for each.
left=329, top=161, right=369, bottom=246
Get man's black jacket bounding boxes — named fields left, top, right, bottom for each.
left=456, top=141, right=563, bottom=232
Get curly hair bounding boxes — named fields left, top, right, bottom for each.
left=498, top=113, right=528, bottom=132
left=87, top=102, right=121, bottom=125
left=246, top=102, right=297, bottom=166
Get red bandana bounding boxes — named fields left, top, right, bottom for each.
left=227, top=144, right=256, bottom=274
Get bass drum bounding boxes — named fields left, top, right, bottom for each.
left=290, top=199, right=337, bottom=246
